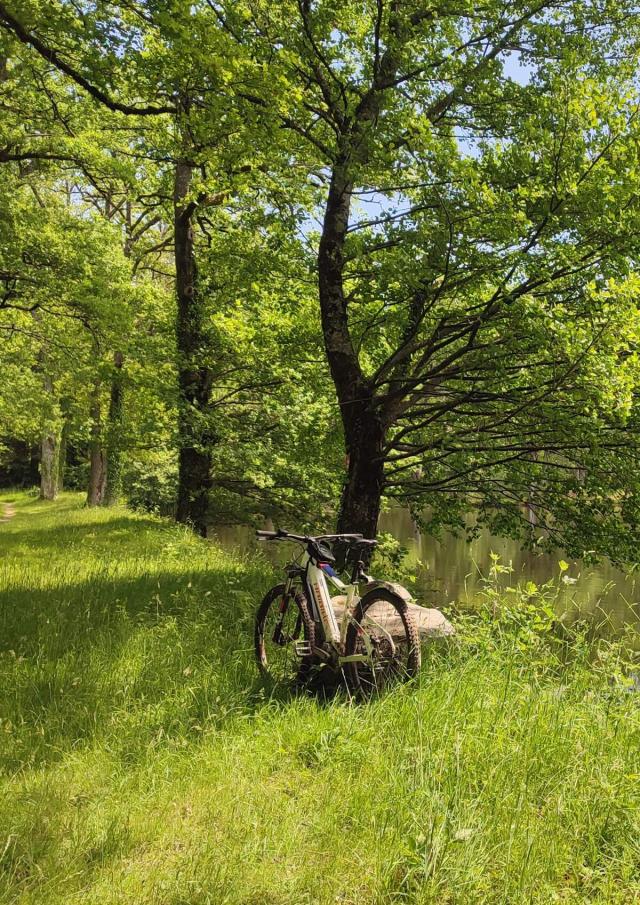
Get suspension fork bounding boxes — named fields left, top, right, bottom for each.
left=272, top=576, right=295, bottom=645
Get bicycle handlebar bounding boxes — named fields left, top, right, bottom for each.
left=256, top=529, right=306, bottom=542
left=255, top=529, right=376, bottom=546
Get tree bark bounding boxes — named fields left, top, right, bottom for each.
left=336, top=411, right=386, bottom=539
left=40, top=432, right=59, bottom=500
left=311, top=13, right=423, bottom=539
left=39, top=372, right=59, bottom=500
left=56, top=398, right=70, bottom=491
left=57, top=417, right=67, bottom=492
left=174, top=157, right=214, bottom=536
left=317, top=164, right=366, bottom=414
left=87, top=381, right=106, bottom=506
left=103, top=350, right=124, bottom=505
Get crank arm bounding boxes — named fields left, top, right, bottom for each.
left=311, top=645, right=333, bottom=663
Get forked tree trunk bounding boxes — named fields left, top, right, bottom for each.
left=87, top=381, right=106, bottom=506
left=174, top=156, right=214, bottom=536
left=318, top=162, right=385, bottom=540
left=312, top=27, right=411, bottom=542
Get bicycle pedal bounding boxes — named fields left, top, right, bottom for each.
left=294, top=640, right=312, bottom=657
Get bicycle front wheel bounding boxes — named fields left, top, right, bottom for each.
left=344, top=589, right=421, bottom=697
left=254, top=583, right=315, bottom=686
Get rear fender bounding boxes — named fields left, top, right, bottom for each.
left=360, top=579, right=414, bottom=604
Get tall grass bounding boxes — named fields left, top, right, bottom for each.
left=0, top=492, right=638, bottom=904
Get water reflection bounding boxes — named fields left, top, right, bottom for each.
left=380, top=509, right=640, bottom=633
left=210, top=511, right=640, bottom=635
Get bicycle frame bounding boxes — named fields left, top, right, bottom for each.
left=303, top=551, right=345, bottom=644
left=295, top=550, right=374, bottom=664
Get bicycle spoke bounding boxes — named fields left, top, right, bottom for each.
left=255, top=585, right=314, bottom=687
left=346, top=594, right=419, bottom=696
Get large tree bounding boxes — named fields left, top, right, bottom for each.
left=4, top=0, right=640, bottom=565
left=228, top=0, right=640, bottom=560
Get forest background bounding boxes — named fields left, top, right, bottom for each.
left=3, top=0, right=640, bottom=564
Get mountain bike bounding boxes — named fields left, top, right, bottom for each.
left=254, top=529, right=421, bottom=697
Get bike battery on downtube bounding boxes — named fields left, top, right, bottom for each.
left=307, top=561, right=341, bottom=644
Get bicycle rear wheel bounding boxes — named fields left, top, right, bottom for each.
left=254, top=583, right=315, bottom=685
left=344, top=589, right=421, bottom=697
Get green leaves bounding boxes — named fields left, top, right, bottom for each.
left=2, top=0, right=640, bottom=557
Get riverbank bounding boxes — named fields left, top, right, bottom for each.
left=0, top=492, right=638, bottom=904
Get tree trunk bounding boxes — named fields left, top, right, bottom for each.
left=87, top=381, right=106, bottom=506
left=40, top=432, right=59, bottom=500
left=57, top=432, right=66, bottom=491
left=174, top=156, right=214, bottom=536
left=57, top=400, right=69, bottom=491
left=39, top=372, right=59, bottom=500
left=103, top=350, right=124, bottom=505
left=336, top=411, right=386, bottom=540
left=317, top=163, right=364, bottom=413
left=312, top=34, right=409, bottom=540
left=317, top=162, right=386, bottom=538
left=102, top=196, right=130, bottom=507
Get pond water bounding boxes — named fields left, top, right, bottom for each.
left=211, top=509, right=640, bottom=636
left=379, top=509, right=640, bottom=635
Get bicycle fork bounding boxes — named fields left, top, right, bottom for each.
left=272, top=578, right=294, bottom=646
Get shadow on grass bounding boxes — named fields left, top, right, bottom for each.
left=0, top=565, right=258, bottom=647
left=0, top=580, right=357, bottom=776
left=0, top=558, right=280, bottom=770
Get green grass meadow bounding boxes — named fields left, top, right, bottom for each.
left=0, top=492, right=639, bottom=904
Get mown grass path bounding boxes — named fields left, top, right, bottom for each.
left=0, top=492, right=639, bottom=904
left=0, top=503, right=15, bottom=523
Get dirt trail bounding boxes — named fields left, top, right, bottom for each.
left=0, top=503, right=16, bottom=524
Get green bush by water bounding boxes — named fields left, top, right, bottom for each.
left=0, top=492, right=639, bottom=904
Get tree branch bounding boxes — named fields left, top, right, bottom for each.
left=0, top=2, right=176, bottom=116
